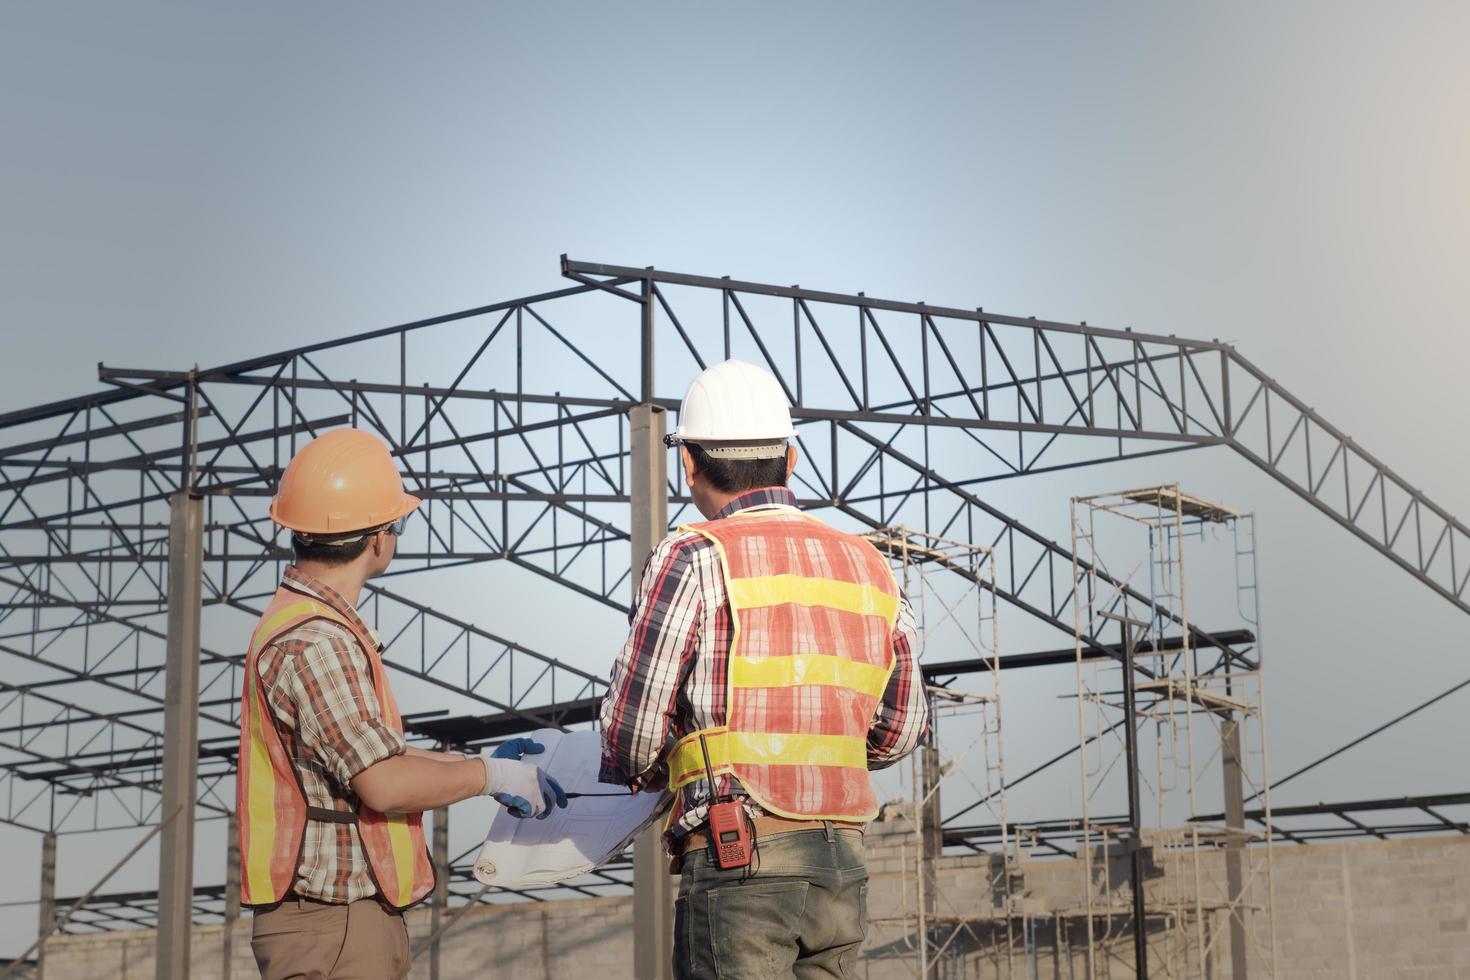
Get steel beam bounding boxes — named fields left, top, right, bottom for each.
left=629, top=401, right=673, bottom=980
left=155, top=492, right=203, bottom=980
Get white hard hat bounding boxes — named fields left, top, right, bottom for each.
left=665, top=359, right=798, bottom=459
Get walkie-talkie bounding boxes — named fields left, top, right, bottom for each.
left=698, top=732, right=752, bottom=870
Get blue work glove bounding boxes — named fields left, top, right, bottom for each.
left=478, top=754, right=569, bottom=819
left=491, top=737, right=545, bottom=760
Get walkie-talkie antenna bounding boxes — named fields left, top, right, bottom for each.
left=698, top=732, right=722, bottom=803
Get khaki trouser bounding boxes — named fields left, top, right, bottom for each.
left=251, top=895, right=410, bottom=980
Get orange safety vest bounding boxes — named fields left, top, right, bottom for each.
left=236, top=585, right=435, bottom=909
left=666, top=507, right=901, bottom=822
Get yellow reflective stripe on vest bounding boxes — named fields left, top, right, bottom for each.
left=243, top=674, right=280, bottom=902
left=730, top=654, right=890, bottom=698
left=253, top=600, right=336, bottom=651
left=384, top=812, right=416, bottom=906
left=669, top=729, right=869, bottom=789
left=726, top=575, right=899, bottom=625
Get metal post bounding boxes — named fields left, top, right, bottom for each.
left=1094, top=612, right=1151, bottom=979
left=37, top=833, right=55, bottom=980
left=630, top=401, right=673, bottom=980
left=431, top=805, right=449, bottom=980
left=156, top=491, right=203, bottom=980
left=1096, top=608, right=1150, bottom=979
left=1222, top=715, right=1248, bottom=980
left=223, top=809, right=240, bottom=980
left=1122, top=621, right=1148, bottom=980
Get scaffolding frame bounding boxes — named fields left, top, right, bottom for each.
left=864, top=527, right=1018, bottom=979
left=1071, top=486, right=1276, bottom=979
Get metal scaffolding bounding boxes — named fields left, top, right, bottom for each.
left=1070, top=486, right=1275, bottom=979
left=863, top=527, right=1017, bottom=979
left=0, top=257, right=1467, bottom=974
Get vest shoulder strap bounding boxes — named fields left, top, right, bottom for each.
left=256, top=597, right=374, bottom=656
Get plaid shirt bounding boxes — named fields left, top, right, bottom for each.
left=254, top=566, right=407, bottom=903
left=599, top=488, right=928, bottom=847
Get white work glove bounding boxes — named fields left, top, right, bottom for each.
left=478, top=756, right=568, bottom=819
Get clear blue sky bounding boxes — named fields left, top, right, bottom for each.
left=2, top=0, right=1468, bottom=958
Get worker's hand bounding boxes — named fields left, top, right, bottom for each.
left=479, top=757, right=569, bottom=819
left=490, top=737, right=545, bottom=760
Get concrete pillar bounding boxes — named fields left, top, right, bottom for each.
left=920, top=736, right=942, bottom=918
left=156, top=491, right=203, bottom=980
left=629, top=401, right=673, bottom=980
left=431, top=805, right=449, bottom=980
left=37, top=832, right=56, bottom=980
left=1222, top=715, right=1247, bottom=980
left=223, top=809, right=240, bottom=980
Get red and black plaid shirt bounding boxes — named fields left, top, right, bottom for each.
left=599, top=488, right=929, bottom=847
left=254, top=567, right=407, bottom=903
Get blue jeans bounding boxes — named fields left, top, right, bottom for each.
left=674, top=826, right=868, bottom=979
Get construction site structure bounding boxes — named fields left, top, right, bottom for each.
left=0, top=259, right=1466, bottom=976
left=1070, top=486, right=1275, bottom=978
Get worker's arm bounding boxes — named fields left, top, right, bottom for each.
left=599, top=535, right=703, bottom=791
left=867, top=592, right=931, bottom=770
left=402, top=745, right=469, bottom=763
left=351, top=754, right=488, bottom=813
left=277, top=626, right=561, bottom=816
left=356, top=737, right=564, bottom=816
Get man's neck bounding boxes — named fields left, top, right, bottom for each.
left=292, top=561, right=369, bottom=608
left=699, top=486, right=792, bottom=520
left=701, top=489, right=742, bottom=519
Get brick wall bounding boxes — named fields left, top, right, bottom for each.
left=40, top=813, right=1470, bottom=979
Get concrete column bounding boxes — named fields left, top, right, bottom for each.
left=223, top=809, right=240, bottom=980
left=431, top=805, right=449, bottom=980
left=919, top=737, right=942, bottom=918
left=629, top=402, right=673, bottom=980
left=1222, top=715, right=1247, bottom=980
left=156, top=491, right=203, bottom=980
left=37, top=832, right=56, bottom=980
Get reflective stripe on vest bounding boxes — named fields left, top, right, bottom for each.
left=236, top=586, right=435, bottom=909
left=670, top=507, right=900, bottom=822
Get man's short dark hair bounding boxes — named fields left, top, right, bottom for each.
left=685, top=443, right=789, bottom=495
left=291, top=533, right=373, bottom=567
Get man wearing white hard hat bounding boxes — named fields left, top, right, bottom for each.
left=600, top=359, right=930, bottom=978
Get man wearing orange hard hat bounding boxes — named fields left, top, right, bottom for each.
left=238, top=428, right=567, bottom=980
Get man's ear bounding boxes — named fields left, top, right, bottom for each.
left=682, top=446, right=698, bottom=489
left=785, top=443, right=799, bottom=481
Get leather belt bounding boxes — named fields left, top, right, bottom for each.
left=678, top=814, right=864, bottom=856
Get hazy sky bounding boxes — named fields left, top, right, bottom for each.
left=2, top=0, right=1469, bottom=959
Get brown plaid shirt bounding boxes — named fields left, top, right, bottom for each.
left=254, top=567, right=407, bottom=903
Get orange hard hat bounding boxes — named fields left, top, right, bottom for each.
left=269, top=428, right=421, bottom=536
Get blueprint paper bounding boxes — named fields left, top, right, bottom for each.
left=472, top=729, right=669, bottom=888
